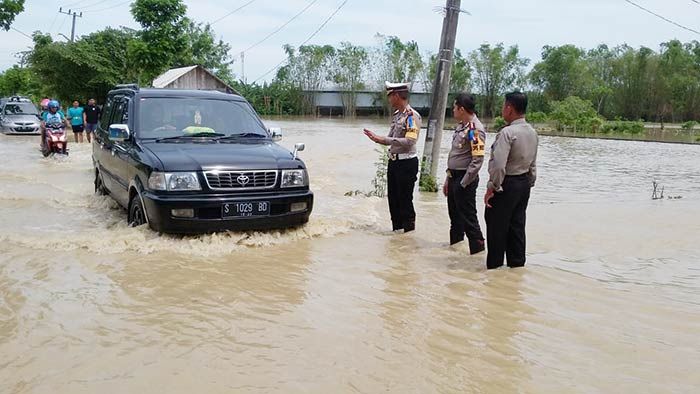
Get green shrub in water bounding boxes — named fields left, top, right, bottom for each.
left=526, top=111, right=548, bottom=124
left=681, top=120, right=698, bottom=131
left=602, top=120, right=645, bottom=134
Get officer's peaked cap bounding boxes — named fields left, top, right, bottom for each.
left=385, top=81, right=410, bottom=95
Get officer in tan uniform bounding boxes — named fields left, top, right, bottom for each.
left=364, top=82, right=422, bottom=233
left=443, top=93, right=486, bottom=254
left=484, top=91, right=538, bottom=269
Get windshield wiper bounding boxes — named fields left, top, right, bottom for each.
left=216, top=132, right=267, bottom=141
left=156, top=132, right=225, bottom=142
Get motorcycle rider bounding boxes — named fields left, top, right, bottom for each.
left=40, top=100, right=68, bottom=150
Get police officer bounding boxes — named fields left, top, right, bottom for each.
left=443, top=93, right=485, bottom=254
left=364, top=82, right=421, bottom=233
left=484, top=91, right=538, bottom=269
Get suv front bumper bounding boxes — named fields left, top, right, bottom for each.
left=141, top=189, right=313, bottom=234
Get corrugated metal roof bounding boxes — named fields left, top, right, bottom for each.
left=152, top=65, right=198, bottom=88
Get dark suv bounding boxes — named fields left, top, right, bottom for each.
left=93, top=85, right=313, bottom=234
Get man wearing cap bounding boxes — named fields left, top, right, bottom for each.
left=364, top=82, right=422, bottom=233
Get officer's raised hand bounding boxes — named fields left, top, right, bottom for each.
left=363, top=128, right=384, bottom=144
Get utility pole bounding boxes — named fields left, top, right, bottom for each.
left=58, top=8, right=83, bottom=42
left=241, top=51, right=246, bottom=84
left=420, top=0, right=461, bottom=191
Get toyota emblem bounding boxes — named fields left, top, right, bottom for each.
left=236, top=174, right=250, bottom=186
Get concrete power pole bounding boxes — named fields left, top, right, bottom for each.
left=58, top=8, right=83, bottom=42
left=420, top=0, right=461, bottom=190
left=241, top=52, right=246, bottom=84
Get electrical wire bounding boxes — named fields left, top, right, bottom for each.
left=71, top=0, right=112, bottom=11
left=252, top=0, right=349, bottom=83
left=82, top=1, right=132, bottom=14
left=240, top=0, right=319, bottom=54
left=624, top=0, right=700, bottom=35
left=59, top=0, right=90, bottom=9
left=10, top=27, right=33, bottom=40
left=211, top=0, right=259, bottom=25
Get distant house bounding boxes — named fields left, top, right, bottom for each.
left=152, top=65, right=237, bottom=94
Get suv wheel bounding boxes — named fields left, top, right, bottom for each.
left=128, top=196, right=147, bottom=227
left=94, top=170, right=107, bottom=195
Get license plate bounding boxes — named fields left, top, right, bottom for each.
left=223, top=201, right=270, bottom=218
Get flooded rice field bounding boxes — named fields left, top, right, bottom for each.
left=1, top=118, right=699, bottom=393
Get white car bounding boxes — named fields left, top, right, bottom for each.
left=0, top=97, right=41, bottom=135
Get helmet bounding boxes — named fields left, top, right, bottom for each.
left=48, top=100, right=59, bottom=109
left=40, top=98, right=50, bottom=107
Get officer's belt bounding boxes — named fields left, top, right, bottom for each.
left=388, top=152, right=417, bottom=161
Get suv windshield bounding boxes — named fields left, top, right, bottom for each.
left=4, top=103, right=38, bottom=116
left=137, top=98, right=268, bottom=139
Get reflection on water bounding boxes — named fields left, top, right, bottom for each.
left=1, top=118, right=699, bottom=393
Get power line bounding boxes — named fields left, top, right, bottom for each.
left=211, top=0, right=259, bottom=25
left=59, top=0, right=90, bottom=8
left=72, top=0, right=112, bottom=10
left=83, top=1, right=132, bottom=13
left=10, top=27, right=33, bottom=40
left=253, top=0, right=350, bottom=83
left=56, top=14, right=70, bottom=36
left=240, top=0, right=319, bottom=54
left=624, top=0, right=700, bottom=35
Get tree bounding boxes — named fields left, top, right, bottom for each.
left=0, top=0, right=24, bottom=31
left=0, top=65, right=32, bottom=96
left=549, top=96, right=601, bottom=132
left=470, top=43, right=529, bottom=118
left=177, top=20, right=233, bottom=81
left=28, top=28, right=136, bottom=103
left=529, top=45, right=587, bottom=102
left=277, top=44, right=336, bottom=114
left=128, top=0, right=188, bottom=83
left=425, top=48, right=471, bottom=94
left=332, top=42, right=369, bottom=117
left=374, top=34, right=423, bottom=88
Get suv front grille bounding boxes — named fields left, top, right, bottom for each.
left=204, top=170, right=277, bottom=190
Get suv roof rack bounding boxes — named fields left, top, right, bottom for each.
left=114, top=83, right=140, bottom=91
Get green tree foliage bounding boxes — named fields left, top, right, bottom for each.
left=0, top=0, right=24, bottom=31
left=0, top=65, right=33, bottom=96
left=277, top=44, right=336, bottom=114
left=129, top=0, right=188, bottom=83
left=374, top=34, right=423, bottom=87
left=178, top=21, right=233, bottom=81
left=549, top=96, right=603, bottom=133
left=331, top=42, right=369, bottom=117
left=530, top=45, right=587, bottom=102
left=28, top=29, right=135, bottom=103
left=470, top=43, right=529, bottom=119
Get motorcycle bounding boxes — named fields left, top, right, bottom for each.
left=42, top=122, right=68, bottom=157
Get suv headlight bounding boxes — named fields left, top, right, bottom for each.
left=281, top=169, right=308, bottom=188
left=148, top=172, right=201, bottom=191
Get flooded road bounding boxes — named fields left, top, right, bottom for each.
left=1, top=118, right=699, bottom=393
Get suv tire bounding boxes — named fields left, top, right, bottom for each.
left=94, top=170, right=107, bottom=195
left=128, top=196, right=147, bottom=227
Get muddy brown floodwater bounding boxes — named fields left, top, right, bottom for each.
left=1, top=118, right=699, bottom=393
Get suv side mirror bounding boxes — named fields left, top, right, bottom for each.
left=293, top=142, right=305, bottom=159
left=109, top=124, right=131, bottom=142
left=269, top=127, right=283, bottom=142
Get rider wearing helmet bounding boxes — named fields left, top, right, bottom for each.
left=40, top=100, right=68, bottom=149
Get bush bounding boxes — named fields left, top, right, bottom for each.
left=492, top=116, right=506, bottom=131
left=549, top=96, right=601, bottom=133
left=601, top=120, right=645, bottom=134
left=526, top=111, right=548, bottom=124
left=681, top=120, right=698, bottom=131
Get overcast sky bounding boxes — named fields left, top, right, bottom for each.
left=1, top=0, right=699, bottom=81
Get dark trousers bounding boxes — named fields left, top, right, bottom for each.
left=484, top=174, right=531, bottom=269
left=387, top=157, right=418, bottom=231
left=447, top=171, right=484, bottom=251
